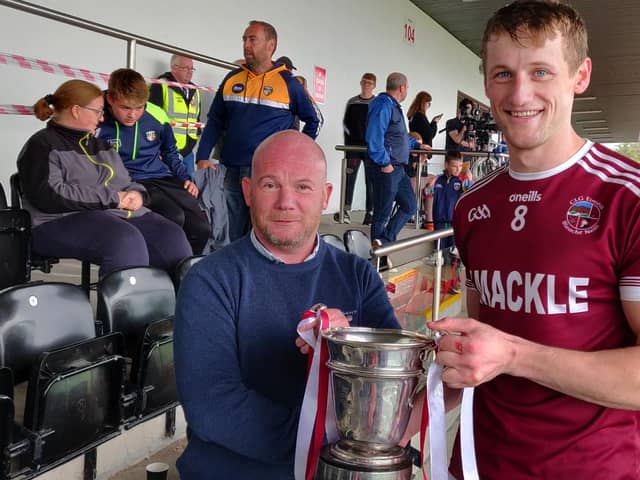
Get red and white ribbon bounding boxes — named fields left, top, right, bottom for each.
left=0, top=104, right=33, bottom=116
left=460, top=388, right=478, bottom=479
left=428, top=333, right=479, bottom=480
left=426, top=359, right=448, bottom=480
left=0, top=51, right=217, bottom=93
left=294, top=307, right=338, bottom=480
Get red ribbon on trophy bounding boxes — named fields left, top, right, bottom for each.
left=294, top=305, right=338, bottom=480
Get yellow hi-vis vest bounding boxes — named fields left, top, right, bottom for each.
left=161, top=84, right=201, bottom=151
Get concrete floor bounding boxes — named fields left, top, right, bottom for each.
left=108, top=438, right=186, bottom=480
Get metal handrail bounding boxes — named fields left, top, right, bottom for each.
left=334, top=144, right=508, bottom=227
left=371, top=227, right=453, bottom=257
left=335, top=145, right=510, bottom=159
left=371, top=228, right=455, bottom=323
left=0, top=0, right=237, bottom=70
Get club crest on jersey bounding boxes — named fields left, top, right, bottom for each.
left=106, top=137, right=120, bottom=148
left=263, top=86, right=273, bottom=96
left=145, top=130, right=157, bottom=142
left=232, top=83, right=244, bottom=94
left=454, top=183, right=461, bottom=191
left=562, top=196, right=602, bottom=235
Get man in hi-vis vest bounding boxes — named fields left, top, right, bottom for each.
left=149, top=55, right=201, bottom=175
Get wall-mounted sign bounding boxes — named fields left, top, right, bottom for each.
left=313, top=66, right=326, bottom=104
left=403, top=19, right=415, bottom=45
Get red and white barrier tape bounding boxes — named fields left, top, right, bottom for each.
left=0, top=104, right=208, bottom=130
left=0, top=52, right=217, bottom=92
left=0, top=52, right=110, bottom=83
left=148, top=78, right=215, bottom=92
left=0, top=105, right=34, bottom=115
left=170, top=121, right=206, bottom=129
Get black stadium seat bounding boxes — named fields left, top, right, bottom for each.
left=0, top=282, right=125, bottom=476
left=96, top=267, right=178, bottom=424
left=0, top=182, right=8, bottom=209
left=321, top=233, right=346, bottom=251
left=9, top=173, right=60, bottom=277
left=343, top=229, right=372, bottom=260
left=174, top=254, right=206, bottom=290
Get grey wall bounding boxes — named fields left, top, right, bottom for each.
left=0, top=0, right=487, bottom=212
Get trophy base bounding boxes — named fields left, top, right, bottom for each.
left=315, top=443, right=413, bottom=479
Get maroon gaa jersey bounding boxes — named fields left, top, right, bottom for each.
left=450, top=141, right=640, bottom=479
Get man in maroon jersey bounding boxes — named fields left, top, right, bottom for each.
left=428, top=1, right=640, bottom=478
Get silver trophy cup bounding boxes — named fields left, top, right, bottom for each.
left=316, top=328, right=435, bottom=479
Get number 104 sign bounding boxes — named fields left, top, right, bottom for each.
left=403, top=20, right=415, bottom=45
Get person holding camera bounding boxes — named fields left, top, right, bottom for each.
left=445, top=98, right=476, bottom=152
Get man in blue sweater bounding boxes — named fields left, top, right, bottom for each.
left=174, top=130, right=400, bottom=479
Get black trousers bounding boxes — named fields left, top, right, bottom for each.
left=139, top=177, right=210, bottom=254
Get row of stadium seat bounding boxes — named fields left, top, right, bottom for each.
left=0, top=263, right=202, bottom=479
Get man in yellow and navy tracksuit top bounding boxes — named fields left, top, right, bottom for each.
left=149, top=55, right=201, bottom=176
left=196, top=21, right=321, bottom=242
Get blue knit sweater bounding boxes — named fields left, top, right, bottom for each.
left=174, top=236, right=399, bottom=479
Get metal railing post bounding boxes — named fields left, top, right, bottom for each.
left=414, top=159, right=423, bottom=230
left=126, top=39, right=136, bottom=68
left=339, top=156, right=347, bottom=223
left=432, top=238, right=443, bottom=322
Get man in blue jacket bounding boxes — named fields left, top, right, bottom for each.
left=98, top=68, right=209, bottom=254
left=365, top=72, right=430, bottom=266
left=195, top=20, right=321, bottom=242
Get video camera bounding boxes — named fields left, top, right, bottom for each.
left=459, top=100, right=500, bottom=152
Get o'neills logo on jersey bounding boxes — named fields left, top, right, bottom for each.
left=509, top=190, right=542, bottom=202
left=468, top=204, right=491, bottom=222
left=471, top=269, right=589, bottom=315
left=562, top=196, right=602, bottom=235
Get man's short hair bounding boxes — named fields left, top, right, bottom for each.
left=459, top=98, right=473, bottom=112
left=445, top=150, right=463, bottom=163
left=108, top=68, right=149, bottom=103
left=386, top=72, right=407, bottom=91
left=170, top=54, right=190, bottom=67
left=249, top=20, right=278, bottom=51
left=481, top=0, right=588, bottom=73
left=361, top=72, right=376, bottom=84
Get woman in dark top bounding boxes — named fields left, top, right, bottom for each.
left=407, top=91, right=441, bottom=147
left=18, top=79, right=192, bottom=277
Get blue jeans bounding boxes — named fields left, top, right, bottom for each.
left=224, top=165, right=252, bottom=242
left=371, top=166, right=417, bottom=244
left=344, top=153, right=376, bottom=213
